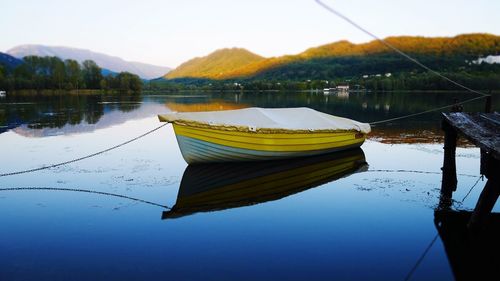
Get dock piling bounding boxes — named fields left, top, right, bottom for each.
left=468, top=155, right=500, bottom=230
left=440, top=120, right=458, bottom=209
left=439, top=106, right=500, bottom=230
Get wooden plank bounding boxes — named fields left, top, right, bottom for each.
left=443, top=112, right=500, bottom=160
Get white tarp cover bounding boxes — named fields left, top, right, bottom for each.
left=160, top=107, right=371, bottom=134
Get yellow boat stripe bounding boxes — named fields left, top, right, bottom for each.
left=175, top=125, right=356, bottom=145
left=174, top=124, right=364, bottom=152
left=179, top=131, right=364, bottom=151
left=173, top=124, right=355, bottom=139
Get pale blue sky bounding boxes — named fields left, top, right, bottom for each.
left=2, top=0, right=499, bottom=67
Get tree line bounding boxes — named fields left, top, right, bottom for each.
left=0, top=56, right=143, bottom=92
left=150, top=53, right=500, bottom=92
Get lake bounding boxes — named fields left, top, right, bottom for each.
left=0, top=91, right=498, bottom=280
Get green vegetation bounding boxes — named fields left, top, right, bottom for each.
left=0, top=56, right=143, bottom=92
left=3, top=34, right=499, bottom=93
left=158, top=33, right=500, bottom=91
left=101, top=72, right=143, bottom=92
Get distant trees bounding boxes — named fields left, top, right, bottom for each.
left=0, top=56, right=143, bottom=92
left=82, top=60, right=103, bottom=89
left=99, top=72, right=143, bottom=92
left=0, top=65, right=5, bottom=85
left=64, top=59, right=82, bottom=90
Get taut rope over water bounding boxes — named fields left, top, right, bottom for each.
left=0, top=123, right=168, bottom=177
left=314, top=0, right=489, bottom=98
left=0, top=186, right=171, bottom=209
left=314, top=0, right=491, bottom=126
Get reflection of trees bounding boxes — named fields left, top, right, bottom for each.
left=24, top=94, right=105, bottom=128
left=1, top=93, right=146, bottom=132
left=217, top=91, right=493, bottom=124
left=115, top=94, right=142, bottom=112
left=2, top=91, right=497, bottom=143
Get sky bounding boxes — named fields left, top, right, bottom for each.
left=2, top=0, right=499, bottom=68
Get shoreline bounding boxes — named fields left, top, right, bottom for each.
left=2, top=88, right=499, bottom=96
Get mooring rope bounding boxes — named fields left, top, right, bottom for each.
left=314, top=0, right=489, bottom=98
left=0, top=123, right=168, bottom=177
left=368, top=96, right=487, bottom=125
left=403, top=233, right=440, bottom=281
left=401, top=174, right=485, bottom=280
left=366, top=169, right=478, bottom=178
left=0, top=186, right=171, bottom=209
left=0, top=2, right=492, bottom=175
left=314, top=0, right=491, bottom=126
left=460, top=175, right=484, bottom=202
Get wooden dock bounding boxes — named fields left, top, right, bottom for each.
left=439, top=97, right=499, bottom=230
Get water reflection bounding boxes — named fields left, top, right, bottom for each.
left=0, top=94, right=142, bottom=135
left=1, top=91, right=497, bottom=143
left=1, top=91, right=496, bottom=280
left=166, top=101, right=249, bottom=112
left=163, top=148, right=367, bottom=219
left=434, top=210, right=500, bottom=280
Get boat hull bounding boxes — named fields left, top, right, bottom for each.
left=172, top=124, right=366, bottom=164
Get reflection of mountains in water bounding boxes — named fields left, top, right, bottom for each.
left=3, top=91, right=493, bottom=143
left=0, top=93, right=176, bottom=137
left=163, top=148, right=367, bottom=219
left=165, top=101, right=248, bottom=112
left=12, top=103, right=167, bottom=137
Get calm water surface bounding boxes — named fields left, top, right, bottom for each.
left=0, top=91, right=498, bottom=280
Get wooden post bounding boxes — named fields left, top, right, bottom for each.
left=480, top=151, right=488, bottom=176
left=468, top=155, right=500, bottom=230
left=480, top=95, right=492, bottom=175
left=440, top=118, right=458, bottom=209
left=484, top=95, right=492, bottom=113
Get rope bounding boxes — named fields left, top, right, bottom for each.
left=0, top=186, right=171, bottom=209
left=461, top=175, right=484, bottom=202
left=366, top=169, right=478, bottom=178
left=404, top=233, right=439, bottom=281
left=364, top=169, right=483, bottom=280
left=0, top=123, right=168, bottom=177
left=314, top=0, right=489, bottom=98
left=314, top=0, right=491, bottom=126
left=369, top=96, right=486, bottom=125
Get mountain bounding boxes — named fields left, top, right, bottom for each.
left=7, top=45, right=171, bottom=79
left=165, top=48, right=265, bottom=79
left=165, top=33, right=500, bottom=80
left=0, top=52, right=23, bottom=70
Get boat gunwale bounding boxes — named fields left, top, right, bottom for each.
left=159, top=117, right=367, bottom=135
left=173, top=123, right=360, bottom=140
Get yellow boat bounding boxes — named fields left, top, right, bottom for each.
left=158, top=107, right=370, bottom=164
left=163, top=148, right=367, bottom=219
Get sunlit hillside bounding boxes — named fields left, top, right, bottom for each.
left=165, top=48, right=265, bottom=79
left=165, top=33, right=500, bottom=80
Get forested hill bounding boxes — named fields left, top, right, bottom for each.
left=165, top=48, right=265, bottom=79
left=7, top=45, right=171, bottom=79
left=0, top=55, right=143, bottom=92
left=0, top=52, right=23, bottom=70
left=164, top=33, right=500, bottom=81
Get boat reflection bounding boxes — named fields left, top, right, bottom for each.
left=165, top=100, right=248, bottom=112
left=163, top=148, right=367, bottom=219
